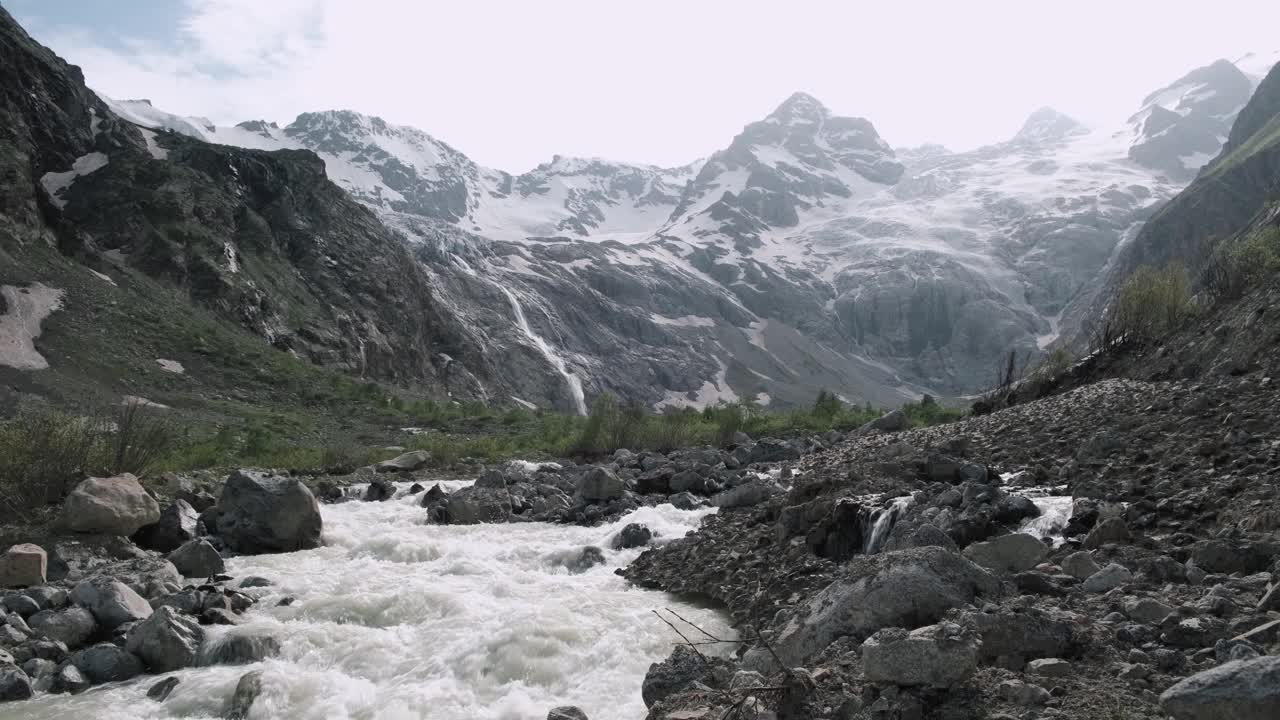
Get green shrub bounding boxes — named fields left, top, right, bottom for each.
left=1032, top=347, right=1074, bottom=380
left=109, top=400, right=177, bottom=476
left=1108, top=264, right=1191, bottom=345
left=1204, top=227, right=1280, bottom=300
left=0, top=410, right=102, bottom=507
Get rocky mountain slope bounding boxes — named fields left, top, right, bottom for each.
left=1083, top=61, right=1280, bottom=334
left=4, top=3, right=1276, bottom=415
left=104, top=55, right=1270, bottom=411
left=0, top=7, right=495, bottom=415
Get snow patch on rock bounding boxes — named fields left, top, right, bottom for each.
left=40, top=152, right=109, bottom=208
left=155, top=359, right=185, bottom=374
left=0, top=283, right=64, bottom=370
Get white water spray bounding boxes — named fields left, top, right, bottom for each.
left=1018, top=495, right=1074, bottom=547
left=499, top=286, right=588, bottom=416
left=865, top=496, right=913, bottom=554
left=1, top=483, right=729, bottom=720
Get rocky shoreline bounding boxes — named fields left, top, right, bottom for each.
left=622, top=376, right=1280, bottom=719
left=0, top=469, right=321, bottom=712
left=0, top=427, right=826, bottom=716
left=0, top=375, right=1275, bottom=718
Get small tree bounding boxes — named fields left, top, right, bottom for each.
left=1108, top=264, right=1191, bottom=345
left=812, top=390, right=843, bottom=420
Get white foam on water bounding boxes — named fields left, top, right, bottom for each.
left=1018, top=495, right=1074, bottom=546
left=0, top=487, right=729, bottom=720
left=865, top=496, right=913, bottom=554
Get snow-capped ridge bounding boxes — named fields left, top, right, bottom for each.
left=767, top=91, right=830, bottom=125
left=1013, top=107, right=1088, bottom=144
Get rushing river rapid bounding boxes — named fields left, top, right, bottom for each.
left=0, top=481, right=732, bottom=720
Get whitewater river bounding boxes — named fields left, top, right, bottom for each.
left=1, top=481, right=731, bottom=720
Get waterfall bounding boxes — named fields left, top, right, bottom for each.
left=499, top=286, right=588, bottom=415
left=1018, top=495, right=1074, bottom=546
left=864, top=496, right=913, bottom=554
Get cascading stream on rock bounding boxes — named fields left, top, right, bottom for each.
left=0, top=481, right=730, bottom=720
left=498, top=286, right=588, bottom=416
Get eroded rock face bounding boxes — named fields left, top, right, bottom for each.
left=212, top=471, right=322, bottom=554
left=60, top=475, right=160, bottom=536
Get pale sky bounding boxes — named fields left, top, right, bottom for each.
left=12, top=0, right=1280, bottom=172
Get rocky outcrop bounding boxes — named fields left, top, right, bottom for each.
left=624, top=372, right=1280, bottom=720
left=211, top=471, right=322, bottom=554
left=60, top=475, right=160, bottom=536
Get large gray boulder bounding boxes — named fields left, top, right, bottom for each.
left=226, top=670, right=264, bottom=720
left=856, top=408, right=909, bottom=435
left=441, top=486, right=512, bottom=525
left=861, top=622, right=978, bottom=687
left=71, top=643, right=144, bottom=684
left=167, top=540, right=225, bottom=578
left=962, top=608, right=1073, bottom=663
left=27, top=607, right=95, bottom=649
left=203, top=633, right=281, bottom=666
left=547, top=707, right=588, bottom=720
left=711, top=480, right=781, bottom=509
left=576, top=468, right=624, bottom=502
left=213, top=470, right=322, bottom=554
left=0, top=662, right=31, bottom=701
left=60, top=475, right=160, bottom=536
left=1083, top=516, right=1130, bottom=550
left=1061, top=550, right=1100, bottom=580
left=756, top=546, right=998, bottom=668
left=132, top=499, right=199, bottom=552
left=126, top=606, right=204, bottom=672
left=1082, top=563, right=1133, bottom=592
left=962, top=533, right=1047, bottom=574
left=70, top=578, right=152, bottom=630
left=1159, top=655, right=1280, bottom=720
left=641, top=644, right=731, bottom=708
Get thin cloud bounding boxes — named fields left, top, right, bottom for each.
left=23, top=0, right=1280, bottom=172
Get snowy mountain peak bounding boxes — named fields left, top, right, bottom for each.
left=1126, top=59, right=1253, bottom=180
left=1013, top=107, right=1088, bottom=144
left=768, top=92, right=829, bottom=125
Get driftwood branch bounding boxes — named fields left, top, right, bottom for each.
left=653, top=608, right=788, bottom=720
